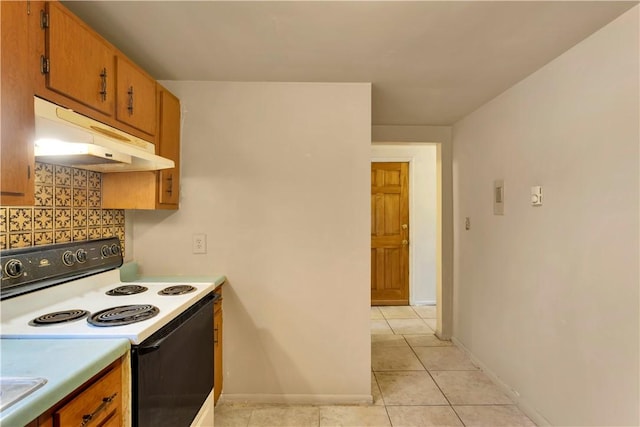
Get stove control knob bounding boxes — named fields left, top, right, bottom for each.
left=5, top=259, right=24, bottom=278
left=110, top=244, right=121, bottom=256
left=101, top=245, right=112, bottom=257
left=76, top=249, right=88, bottom=263
left=62, top=250, right=76, bottom=266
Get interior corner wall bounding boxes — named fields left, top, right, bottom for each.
left=452, top=7, right=639, bottom=426
left=130, top=81, right=372, bottom=401
left=371, top=144, right=437, bottom=305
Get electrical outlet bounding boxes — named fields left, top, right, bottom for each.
left=192, top=234, right=206, bottom=254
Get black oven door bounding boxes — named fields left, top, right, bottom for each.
left=132, top=293, right=214, bottom=427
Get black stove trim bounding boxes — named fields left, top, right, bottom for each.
left=0, top=238, right=123, bottom=300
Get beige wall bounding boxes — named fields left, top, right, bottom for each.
left=130, top=81, right=372, bottom=402
left=452, top=7, right=639, bottom=426
left=372, top=126, right=453, bottom=339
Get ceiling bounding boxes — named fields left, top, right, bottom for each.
left=63, top=1, right=637, bottom=126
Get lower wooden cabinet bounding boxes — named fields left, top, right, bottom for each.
left=29, top=357, right=125, bottom=427
left=214, top=286, right=224, bottom=405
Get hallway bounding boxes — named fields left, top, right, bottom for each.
left=214, top=306, right=535, bottom=426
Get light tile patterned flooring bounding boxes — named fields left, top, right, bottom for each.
left=214, top=306, right=536, bottom=426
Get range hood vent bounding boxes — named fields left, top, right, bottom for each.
left=34, top=97, right=175, bottom=172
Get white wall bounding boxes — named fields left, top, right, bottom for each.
left=130, top=81, right=372, bottom=402
left=371, top=144, right=437, bottom=305
left=453, top=7, right=639, bottom=426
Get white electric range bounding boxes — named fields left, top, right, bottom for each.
left=0, top=237, right=217, bottom=427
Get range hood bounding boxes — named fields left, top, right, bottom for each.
left=34, top=97, right=175, bottom=172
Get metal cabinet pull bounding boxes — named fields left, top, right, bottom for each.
left=80, top=392, right=118, bottom=427
left=99, top=68, right=107, bottom=102
left=127, top=86, right=134, bottom=115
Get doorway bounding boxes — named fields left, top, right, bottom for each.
left=371, top=162, right=410, bottom=305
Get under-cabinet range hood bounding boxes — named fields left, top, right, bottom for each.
left=34, top=97, right=174, bottom=172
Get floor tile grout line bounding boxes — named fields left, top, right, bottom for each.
left=401, top=328, right=468, bottom=427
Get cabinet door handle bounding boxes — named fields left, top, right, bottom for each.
left=80, top=392, right=118, bottom=427
left=214, top=326, right=219, bottom=344
left=99, top=68, right=108, bottom=102
left=166, top=174, right=173, bottom=196
left=127, top=86, right=134, bottom=115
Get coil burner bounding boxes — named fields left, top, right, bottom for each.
left=88, top=305, right=159, bottom=327
left=158, top=285, right=197, bottom=296
left=105, top=285, right=148, bottom=296
left=29, top=309, right=90, bottom=326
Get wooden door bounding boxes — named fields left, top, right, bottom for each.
left=371, top=162, right=409, bottom=305
left=116, top=56, right=156, bottom=135
left=46, top=2, right=115, bottom=115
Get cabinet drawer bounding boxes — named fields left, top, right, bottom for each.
left=54, top=364, right=122, bottom=427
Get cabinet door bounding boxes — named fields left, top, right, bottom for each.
left=214, top=303, right=223, bottom=404
left=46, top=2, right=115, bottom=115
left=0, top=1, right=35, bottom=205
left=116, top=56, right=156, bottom=135
left=157, top=88, right=180, bottom=206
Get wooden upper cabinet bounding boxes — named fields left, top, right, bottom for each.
left=101, top=84, right=180, bottom=210
left=157, top=87, right=180, bottom=206
left=115, top=57, right=156, bottom=136
left=45, top=2, right=115, bottom=115
left=0, top=1, right=36, bottom=205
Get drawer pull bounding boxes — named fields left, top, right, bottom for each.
left=80, top=392, right=118, bottom=427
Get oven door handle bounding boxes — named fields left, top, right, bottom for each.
left=138, top=292, right=219, bottom=355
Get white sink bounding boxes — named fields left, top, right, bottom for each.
left=0, top=377, right=47, bottom=412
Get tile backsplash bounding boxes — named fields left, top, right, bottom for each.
left=0, top=163, right=125, bottom=254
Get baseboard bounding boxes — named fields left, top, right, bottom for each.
left=451, top=337, right=552, bottom=427
left=411, top=300, right=436, bottom=306
left=220, top=393, right=373, bottom=405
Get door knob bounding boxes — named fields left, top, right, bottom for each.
left=402, top=240, right=408, bottom=245
left=402, top=224, right=408, bottom=229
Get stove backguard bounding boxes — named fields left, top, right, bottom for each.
left=0, top=237, right=123, bottom=300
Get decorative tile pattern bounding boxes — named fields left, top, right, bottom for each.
left=87, top=209, right=101, bottom=227
left=73, top=169, right=87, bottom=188
left=34, top=231, right=54, bottom=246
left=9, top=208, right=32, bottom=232
left=72, top=209, right=88, bottom=229
left=0, top=207, right=6, bottom=233
left=54, top=187, right=72, bottom=207
left=88, top=227, right=102, bottom=240
left=35, top=163, right=54, bottom=184
left=54, top=165, right=71, bottom=187
left=102, top=210, right=114, bottom=227
left=88, top=190, right=101, bottom=208
left=102, top=224, right=115, bottom=238
left=1, top=163, right=125, bottom=255
left=35, top=184, right=54, bottom=207
left=114, top=210, right=125, bottom=225
left=88, top=171, right=101, bottom=190
left=73, top=188, right=88, bottom=207
left=10, top=232, right=33, bottom=249
left=55, top=208, right=72, bottom=230
left=73, top=228, right=88, bottom=241
left=33, top=208, right=54, bottom=231
left=54, top=229, right=72, bottom=243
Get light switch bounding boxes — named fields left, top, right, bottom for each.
left=531, top=186, right=543, bottom=206
left=493, top=180, right=504, bottom=215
